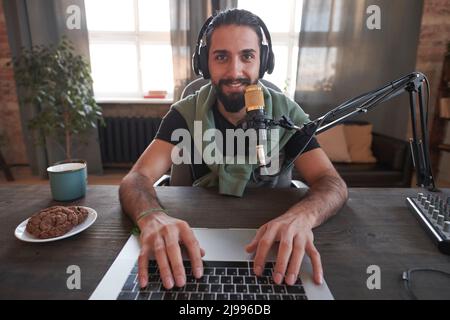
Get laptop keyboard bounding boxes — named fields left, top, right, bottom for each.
left=117, top=260, right=308, bottom=300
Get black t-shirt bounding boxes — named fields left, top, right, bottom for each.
left=155, top=104, right=320, bottom=180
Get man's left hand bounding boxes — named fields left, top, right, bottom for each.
left=245, top=212, right=323, bottom=286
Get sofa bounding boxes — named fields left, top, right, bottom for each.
left=293, top=131, right=413, bottom=188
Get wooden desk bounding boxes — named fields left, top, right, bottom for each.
left=0, top=185, right=449, bottom=299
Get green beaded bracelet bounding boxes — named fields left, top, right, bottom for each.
left=136, top=207, right=169, bottom=222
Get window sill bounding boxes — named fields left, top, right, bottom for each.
left=96, top=97, right=174, bottom=104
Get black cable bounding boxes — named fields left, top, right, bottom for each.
left=402, top=268, right=450, bottom=300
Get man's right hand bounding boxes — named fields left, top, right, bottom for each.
left=137, top=211, right=205, bottom=289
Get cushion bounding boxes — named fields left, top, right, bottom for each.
left=316, top=124, right=352, bottom=163
left=343, top=124, right=377, bottom=163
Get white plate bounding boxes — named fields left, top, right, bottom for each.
left=14, top=206, right=97, bottom=243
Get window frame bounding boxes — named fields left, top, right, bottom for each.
left=86, top=0, right=173, bottom=102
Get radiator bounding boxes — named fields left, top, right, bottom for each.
left=99, top=117, right=162, bottom=165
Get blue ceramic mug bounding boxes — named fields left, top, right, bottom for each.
left=47, top=160, right=87, bottom=201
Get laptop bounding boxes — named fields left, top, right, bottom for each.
left=90, top=228, right=334, bottom=300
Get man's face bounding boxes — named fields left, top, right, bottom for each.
left=208, top=25, right=260, bottom=113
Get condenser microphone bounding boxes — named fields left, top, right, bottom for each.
left=244, top=85, right=267, bottom=169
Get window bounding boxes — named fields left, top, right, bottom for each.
left=238, top=0, right=303, bottom=98
left=85, top=0, right=174, bottom=101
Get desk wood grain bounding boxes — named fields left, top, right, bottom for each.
left=1, top=185, right=449, bottom=299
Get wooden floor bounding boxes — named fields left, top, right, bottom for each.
left=1, top=165, right=450, bottom=188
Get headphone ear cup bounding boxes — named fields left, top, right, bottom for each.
left=267, top=50, right=274, bottom=74
left=259, top=44, right=269, bottom=78
left=199, top=46, right=210, bottom=79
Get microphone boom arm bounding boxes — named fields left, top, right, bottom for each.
left=268, top=72, right=436, bottom=191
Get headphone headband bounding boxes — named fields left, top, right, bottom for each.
left=192, top=13, right=275, bottom=79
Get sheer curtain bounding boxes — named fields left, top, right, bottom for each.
left=169, top=0, right=210, bottom=101
left=295, top=0, right=423, bottom=139
left=3, top=0, right=103, bottom=176
left=169, top=0, right=237, bottom=101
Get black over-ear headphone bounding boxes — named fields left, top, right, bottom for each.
left=192, top=14, right=275, bottom=80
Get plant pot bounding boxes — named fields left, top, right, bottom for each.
left=47, top=159, right=87, bottom=201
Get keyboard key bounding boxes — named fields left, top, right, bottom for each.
left=273, top=285, right=287, bottom=294
left=184, top=284, right=198, bottom=292
left=235, top=285, right=248, bottom=293
left=204, top=268, right=215, bottom=275
left=243, top=294, right=255, bottom=300
left=286, top=285, right=305, bottom=294
left=233, top=276, right=244, bottom=284
left=171, top=285, right=184, bottom=292
left=211, top=284, right=222, bottom=293
left=198, top=284, right=210, bottom=293
left=197, top=276, right=208, bottom=284
left=186, top=275, right=196, bottom=283
left=262, top=269, right=272, bottom=276
left=147, top=283, right=161, bottom=291
left=117, top=291, right=137, bottom=300
left=148, top=260, right=157, bottom=267
left=227, top=268, right=238, bottom=276
left=215, top=268, right=226, bottom=276
left=223, top=285, right=235, bottom=293
left=148, top=267, right=157, bottom=274
left=248, top=285, right=260, bottom=293
left=230, top=294, right=242, bottom=300
left=256, top=294, right=269, bottom=300
left=203, top=293, right=215, bottom=300
left=269, top=294, right=282, bottom=300
left=295, top=295, right=308, bottom=300
left=282, top=295, right=294, bottom=300
left=261, top=285, right=273, bottom=294
left=245, top=276, right=256, bottom=284
left=257, top=277, right=268, bottom=284
left=149, top=292, right=164, bottom=300
left=163, top=292, right=177, bottom=300
left=136, top=292, right=150, bottom=300
left=176, top=293, right=190, bottom=300
left=190, top=293, right=203, bottom=300
left=264, top=262, right=274, bottom=268
left=238, top=268, right=249, bottom=276
left=209, top=276, right=220, bottom=284
left=221, top=276, right=232, bottom=284
left=217, top=293, right=229, bottom=300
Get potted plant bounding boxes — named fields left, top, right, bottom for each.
left=10, top=36, right=104, bottom=200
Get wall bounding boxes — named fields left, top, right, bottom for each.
left=415, top=0, right=450, bottom=184
left=0, top=3, right=27, bottom=165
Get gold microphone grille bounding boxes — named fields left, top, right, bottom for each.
left=244, top=85, right=264, bottom=111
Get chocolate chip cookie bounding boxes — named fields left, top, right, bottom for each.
left=26, top=206, right=79, bottom=239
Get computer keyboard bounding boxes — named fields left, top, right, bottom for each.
left=406, top=192, right=450, bottom=255
left=117, top=260, right=308, bottom=300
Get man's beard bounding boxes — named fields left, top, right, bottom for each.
left=215, top=78, right=256, bottom=113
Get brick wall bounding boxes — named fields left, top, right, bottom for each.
left=415, top=0, right=450, bottom=183
left=0, top=3, right=27, bottom=165
left=416, top=0, right=450, bottom=100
